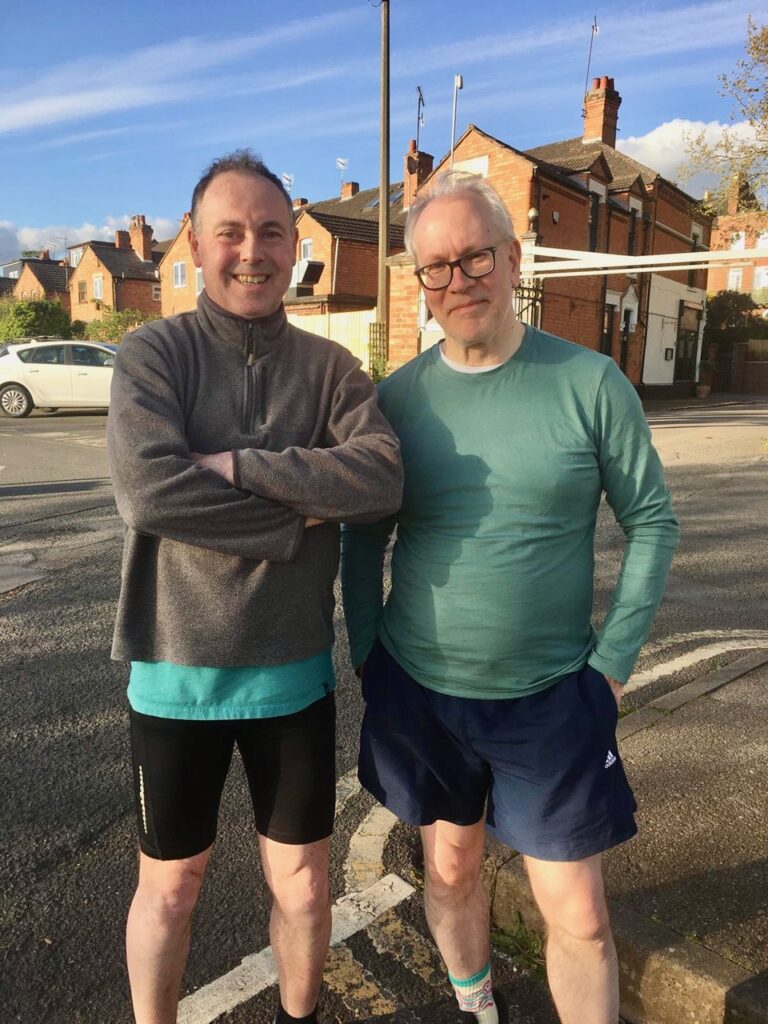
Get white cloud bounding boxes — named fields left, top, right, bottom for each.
left=0, top=215, right=181, bottom=265
left=0, top=8, right=361, bottom=135
left=617, top=118, right=757, bottom=192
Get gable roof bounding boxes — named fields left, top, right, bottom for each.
left=26, top=260, right=70, bottom=293
left=300, top=183, right=406, bottom=247
left=525, top=137, right=659, bottom=191
left=87, top=241, right=161, bottom=281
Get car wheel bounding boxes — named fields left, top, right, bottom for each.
left=0, top=384, right=34, bottom=418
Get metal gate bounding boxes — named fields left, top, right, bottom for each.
left=514, top=282, right=543, bottom=327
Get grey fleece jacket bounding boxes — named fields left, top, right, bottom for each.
left=108, top=291, right=403, bottom=666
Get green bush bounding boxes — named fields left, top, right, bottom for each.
left=0, top=297, right=72, bottom=340
left=83, top=307, right=159, bottom=343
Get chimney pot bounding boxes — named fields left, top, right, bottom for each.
left=402, top=143, right=434, bottom=212
left=292, top=197, right=310, bottom=209
left=583, top=74, right=622, bottom=148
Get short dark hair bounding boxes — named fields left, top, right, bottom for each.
left=190, top=149, right=293, bottom=230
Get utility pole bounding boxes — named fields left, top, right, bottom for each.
left=376, top=0, right=390, bottom=333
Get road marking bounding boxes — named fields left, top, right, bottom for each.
left=627, top=634, right=768, bottom=694
left=641, top=629, right=768, bottom=657
left=12, top=430, right=107, bottom=449
left=176, top=874, right=414, bottom=1024
left=344, top=803, right=399, bottom=892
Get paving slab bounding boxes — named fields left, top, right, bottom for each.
left=489, top=656, right=768, bottom=1024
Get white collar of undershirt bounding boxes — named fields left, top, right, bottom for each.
left=438, top=341, right=507, bottom=373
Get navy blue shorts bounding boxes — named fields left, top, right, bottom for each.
left=359, top=641, right=637, bottom=861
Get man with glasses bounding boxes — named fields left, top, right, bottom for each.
left=342, top=171, right=678, bottom=1024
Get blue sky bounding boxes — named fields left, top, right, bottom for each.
left=0, top=0, right=758, bottom=263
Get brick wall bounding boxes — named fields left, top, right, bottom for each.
left=116, top=278, right=161, bottom=318
left=160, top=224, right=199, bottom=316
left=69, top=248, right=105, bottom=322
left=708, top=211, right=768, bottom=297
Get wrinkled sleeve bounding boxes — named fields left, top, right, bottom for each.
left=108, top=331, right=303, bottom=562
left=587, top=361, right=680, bottom=683
left=234, top=362, right=403, bottom=523
left=341, top=514, right=397, bottom=668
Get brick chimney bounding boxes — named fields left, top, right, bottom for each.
left=129, top=214, right=154, bottom=260
left=340, top=181, right=359, bottom=199
left=114, top=230, right=130, bottom=249
left=402, top=139, right=434, bottom=211
left=38, top=248, right=50, bottom=260
left=292, top=197, right=310, bottom=209
left=583, top=76, right=621, bottom=147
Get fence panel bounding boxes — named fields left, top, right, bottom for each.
left=287, top=309, right=377, bottom=370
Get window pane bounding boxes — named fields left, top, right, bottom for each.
left=23, top=345, right=65, bottom=364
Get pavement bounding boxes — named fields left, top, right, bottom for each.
left=640, top=390, right=767, bottom=413
left=485, top=651, right=768, bottom=1024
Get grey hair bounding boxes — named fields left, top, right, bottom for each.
left=404, top=170, right=517, bottom=261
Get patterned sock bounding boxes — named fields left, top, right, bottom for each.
left=449, top=963, right=499, bottom=1024
left=273, top=1002, right=318, bottom=1024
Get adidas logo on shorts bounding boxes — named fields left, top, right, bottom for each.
left=605, top=750, right=617, bottom=768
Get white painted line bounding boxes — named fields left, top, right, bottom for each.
left=344, top=803, right=399, bottom=893
left=626, top=638, right=768, bottom=694
left=641, top=629, right=768, bottom=658
left=177, top=874, right=414, bottom=1024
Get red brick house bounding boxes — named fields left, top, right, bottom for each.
left=12, top=255, right=71, bottom=313
left=157, top=213, right=204, bottom=317
left=707, top=177, right=768, bottom=311
left=68, top=216, right=167, bottom=323
left=388, top=77, right=711, bottom=393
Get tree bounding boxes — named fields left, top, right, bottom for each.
left=84, top=307, right=159, bottom=343
left=704, top=290, right=768, bottom=349
left=0, top=298, right=72, bottom=341
left=682, top=18, right=767, bottom=210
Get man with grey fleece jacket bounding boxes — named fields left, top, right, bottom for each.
left=108, top=150, right=402, bottom=1024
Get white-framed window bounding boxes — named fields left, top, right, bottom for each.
left=70, top=247, right=83, bottom=268
left=173, top=261, right=187, bottom=288
left=78, top=281, right=87, bottom=303
left=731, top=231, right=746, bottom=250
left=727, top=267, right=743, bottom=290
left=196, top=267, right=204, bottom=295
left=300, top=238, right=313, bottom=260
left=152, top=283, right=161, bottom=301
left=9, top=270, right=18, bottom=279
left=757, top=231, right=768, bottom=250
left=754, top=267, right=768, bottom=289
left=93, top=273, right=103, bottom=300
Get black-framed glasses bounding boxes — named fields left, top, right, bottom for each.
left=414, top=246, right=498, bottom=290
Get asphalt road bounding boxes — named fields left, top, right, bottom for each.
left=0, top=398, right=766, bottom=1023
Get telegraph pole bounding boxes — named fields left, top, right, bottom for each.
left=376, top=0, right=390, bottom=333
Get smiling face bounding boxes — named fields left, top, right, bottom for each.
left=411, top=193, right=521, bottom=361
left=189, top=170, right=297, bottom=320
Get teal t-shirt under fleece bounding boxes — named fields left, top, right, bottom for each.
left=129, top=650, right=335, bottom=720
left=341, top=326, right=679, bottom=698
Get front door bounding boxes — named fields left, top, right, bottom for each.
left=70, top=344, right=114, bottom=405
left=674, top=304, right=700, bottom=382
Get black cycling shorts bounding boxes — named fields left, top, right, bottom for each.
left=128, top=693, right=336, bottom=860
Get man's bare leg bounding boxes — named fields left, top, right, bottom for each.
left=126, top=846, right=211, bottom=1024
left=259, top=835, right=331, bottom=1018
left=525, top=853, right=618, bottom=1024
left=420, top=820, right=489, bottom=977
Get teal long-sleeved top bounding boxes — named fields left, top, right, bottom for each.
left=341, top=327, right=679, bottom=698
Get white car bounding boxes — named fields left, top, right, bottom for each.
left=0, top=338, right=116, bottom=417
